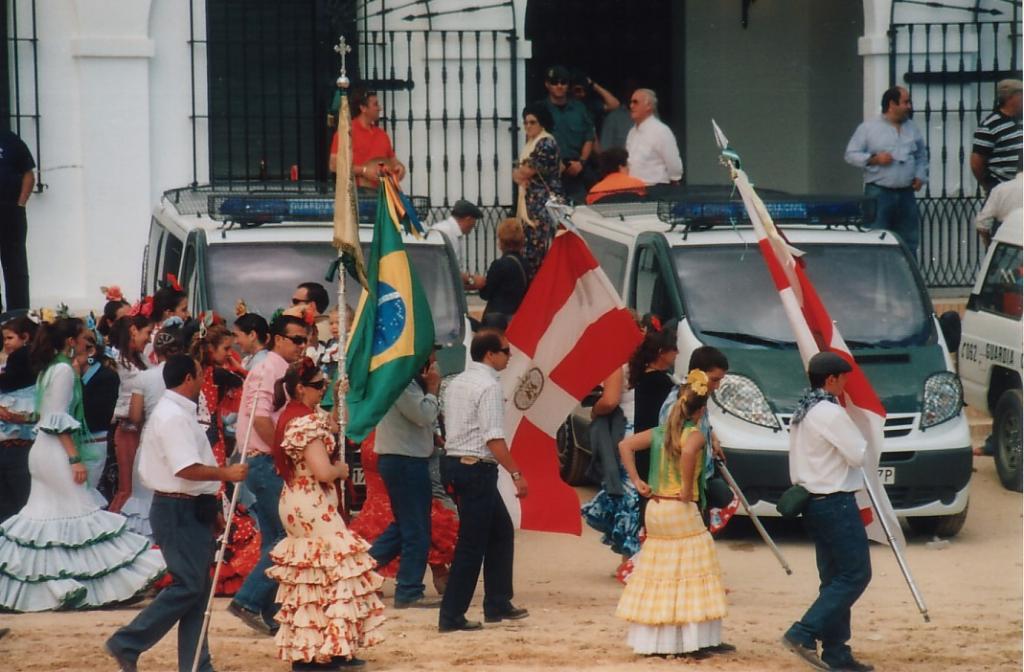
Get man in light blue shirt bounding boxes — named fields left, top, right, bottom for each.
left=844, top=86, right=928, bottom=253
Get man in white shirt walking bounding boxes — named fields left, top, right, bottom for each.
left=438, top=331, right=528, bottom=633
left=106, top=355, right=248, bottom=672
left=782, top=352, right=874, bottom=672
left=431, top=199, right=484, bottom=290
left=625, top=88, right=683, bottom=186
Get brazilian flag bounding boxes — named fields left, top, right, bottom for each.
left=345, top=185, right=435, bottom=442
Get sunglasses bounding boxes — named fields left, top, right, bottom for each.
left=548, top=79, right=568, bottom=86
left=304, top=379, right=327, bottom=390
left=283, top=334, right=307, bottom=346
left=496, top=346, right=511, bottom=356
left=291, top=297, right=307, bottom=306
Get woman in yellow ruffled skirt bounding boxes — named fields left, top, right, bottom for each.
left=616, top=369, right=730, bottom=658
left=268, top=359, right=384, bottom=670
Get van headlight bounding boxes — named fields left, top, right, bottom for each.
left=713, top=374, right=781, bottom=430
left=920, top=371, right=963, bottom=429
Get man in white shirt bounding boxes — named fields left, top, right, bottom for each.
left=782, top=352, right=874, bottom=672
left=106, top=355, right=248, bottom=672
left=975, top=170, right=1022, bottom=247
left=431, top=199, right=484, bottom=290
left=438, top=331, right=528, bottom=633
left=625, top=89, right=683, bottom=186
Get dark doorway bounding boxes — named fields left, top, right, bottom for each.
left=524, top=0, right=675, bottom=130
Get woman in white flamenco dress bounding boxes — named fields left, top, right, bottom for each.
left=0, top=317, right=165, bottom=612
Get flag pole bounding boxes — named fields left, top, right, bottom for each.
left=191, top=378, right=261, bottom=672
left=333, top=37, right=352, bottom=443
left=715, top=459, right=792, bottom=575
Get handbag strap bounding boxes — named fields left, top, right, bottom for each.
left=508, top=254, right=529, bottom=286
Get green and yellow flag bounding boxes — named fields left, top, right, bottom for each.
left=345, top=183, right=435, bottom=441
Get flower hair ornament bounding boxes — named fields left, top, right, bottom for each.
left=129, top=296, right=155, bottom=318
left=686, top=368, right=710, bottom=396
left=101, top=285, right=124, bottom=303
left=162, top=273, right=183, bottom=292
left=647, top=315, right=663, bottom=333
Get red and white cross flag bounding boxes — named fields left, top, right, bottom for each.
left=728, top=162, right=905, bottom=550
left=499, top=229, right=644, bottom=535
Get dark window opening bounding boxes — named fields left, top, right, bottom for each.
left=0, top=0, right=41, bottom=191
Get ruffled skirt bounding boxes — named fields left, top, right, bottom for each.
left=581, top=465, right=642, bottom=557
left=269, top=477, right=385, bottom=664
left=616, top=498, right=727, bottom=654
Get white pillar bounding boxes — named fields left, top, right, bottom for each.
left=859, top=0, right=893, bottom=121
left=70, top=0, right=154, bottom=304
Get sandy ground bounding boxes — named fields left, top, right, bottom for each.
left=1, top=452, right=1020, bottom=672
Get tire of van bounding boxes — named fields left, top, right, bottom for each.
left=993, top=389, right=1023, bottom=492
left=556, top=420, right=590, bottom=486
left=906, top=501, right=969, bottom=538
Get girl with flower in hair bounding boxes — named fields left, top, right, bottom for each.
left=107, top=314, right=152, bottom=512
left=616, top=369, right=730, bottom=658
left=0, top=315, right=39, bottom=521
left=268, top=358, right=384, bottom=670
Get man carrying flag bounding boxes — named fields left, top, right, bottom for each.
left=782, top=352, right=873, bottom=672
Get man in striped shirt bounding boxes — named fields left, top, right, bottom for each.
left=971, top=79, right=1022, bottom=194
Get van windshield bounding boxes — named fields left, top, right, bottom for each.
left=205, top=242, right=464, bottom=346
left=673, top=243, right=932, bottom=348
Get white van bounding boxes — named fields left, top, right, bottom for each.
left=561, top=187, right=973, bottom=536
left=142, top=187, right=470, bottom=375
left=958, top=209, right=1023, bottom=491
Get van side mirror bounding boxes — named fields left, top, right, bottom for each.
left=938, top=311, right=961, bottom=353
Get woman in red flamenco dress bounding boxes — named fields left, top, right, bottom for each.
left=349, top=432, right=458, bottom=594
left=193, top=322, right=262, bottom=596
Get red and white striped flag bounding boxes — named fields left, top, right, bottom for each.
left=499, top=230, right=644, bottom=535
left=729, top=164, right=905, bottom=550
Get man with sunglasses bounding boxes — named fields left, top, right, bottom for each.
left=438, top=331, right=529, bottom=633
left=539, top=64, right=595, bottom=202
left=228, top=313, right=309, bottom=636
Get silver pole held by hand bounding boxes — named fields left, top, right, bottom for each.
left=191, top=372, right=262, bottom=672
left=715, top=459, right=793, bottom=575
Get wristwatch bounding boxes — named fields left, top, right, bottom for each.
left=510, top=471, right=522, bottom=482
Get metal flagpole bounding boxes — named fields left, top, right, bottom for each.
left=191, top=375, right=261, bottom=672
left=715, top=459, right=793, bottom=575
left=861, top=472, right=930, bottom=621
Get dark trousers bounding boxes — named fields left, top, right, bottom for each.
left=438, top=457, right=515, bottom=627
left=0, top=203, right=28, bottom=311
left=233, top=453, right=284, bottom=620
left=370, top=454, right=432, bottom=603
left=109, top=495, right=217, bottom=672
left=865, top=183, right=920, bottom=254
left=786, top=492, right=872, bottom=667
left=0, top=443, right=30, bottom=523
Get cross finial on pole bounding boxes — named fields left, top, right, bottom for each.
left=335, top=35, right=351, bottom=88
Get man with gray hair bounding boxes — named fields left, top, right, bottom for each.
left=971, top=79, right=1023, bottom=194
left=625, top=88, right=683, bottom=186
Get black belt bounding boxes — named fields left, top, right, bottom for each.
left=809, top=491, right=855, bottom=501
left=868, top=184, right=913, bottom=192
left=155, top=491, right=198, bottom=500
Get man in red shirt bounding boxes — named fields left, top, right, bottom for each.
left=330, top=88, right=406, bottom=189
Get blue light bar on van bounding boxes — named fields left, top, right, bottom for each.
left=658, top=198, right=871, bottom=228
left=212, top=195, right=430, bottom=225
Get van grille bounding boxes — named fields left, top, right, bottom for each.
left=779, top=412, right=918, bottom=439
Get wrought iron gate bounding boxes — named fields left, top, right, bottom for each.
left=889, top=1, right=1021, bottom=287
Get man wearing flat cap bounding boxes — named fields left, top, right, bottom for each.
left=782, top=352, right=875, bottom=672
left=971, top=78, right=1023, bottom=194
left=431, top=199, right=485, bottom=290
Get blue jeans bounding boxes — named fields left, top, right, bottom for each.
left=370, top=454, right=432, bottom=603
left=109, top=495, right=216, bottom=672
left=865, top=183, right=921, bottom=254
left=438, top=457, right=515, bottom=627
left=786, top=492, right=872, bottom=667
left=232, top=453, right=284, bottom=620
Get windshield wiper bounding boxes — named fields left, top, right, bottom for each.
left=700, top=330, right=794, bottom=348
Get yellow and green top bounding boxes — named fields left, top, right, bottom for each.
left=648, top=422, right=701, bottom=501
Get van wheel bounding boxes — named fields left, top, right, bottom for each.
left=556, top=420, right=590, bottom=486
left=907, top=502, right=968, bottom=538
left=993, top=389, right=1023, bottom=492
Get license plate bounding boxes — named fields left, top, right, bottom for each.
left=878, top=467, right=896, bottom=485
left=350, top=467, right=365, bottom=486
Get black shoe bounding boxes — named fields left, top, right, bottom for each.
left=826, top=657, right=875, bottom=672
left=483, top=605, right=529, bottom=623
left=438, top=618, right=484, bottom=633
left=703, top=642, right=737, bottom=654
left=678, top=649, right=712, bottom=660
left=781, top=634, right=828, bottom=671
left=394, top=596, right=442, bottom=609
left=291, top=662, right=338, bottom=671
left=227, top=600, right=274, bottom=636
left=104, top=639, right=138, bottom=672
left=333, top=658, right=367, bottom=668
